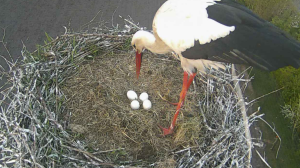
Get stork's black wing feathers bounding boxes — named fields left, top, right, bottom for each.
left=181, top=0, right=300, bottom=71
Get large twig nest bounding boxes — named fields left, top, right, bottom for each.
left=0, top=19, right=258, bottom=167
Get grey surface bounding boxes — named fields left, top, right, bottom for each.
left=0, top=0, right=165, bottom=60
left=0, top=0, right=165, bottom=89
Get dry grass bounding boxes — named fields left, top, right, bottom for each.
left=63, top=51, right=202, bottom=164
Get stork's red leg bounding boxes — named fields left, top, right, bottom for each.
left=163, top=72, right=197, bottom=106
left=159, top=71, right=197, bottom=136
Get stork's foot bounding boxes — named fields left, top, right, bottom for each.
left=158, top=93, right=182, bottom=106
left=159, top=125, right=174, bottom=136
left=166, top=100, right=184, bottom=106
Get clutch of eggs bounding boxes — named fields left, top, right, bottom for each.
left=127, top=90, right=152, bottom=110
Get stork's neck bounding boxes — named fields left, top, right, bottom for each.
left=139, top=31, right=172, bottom=54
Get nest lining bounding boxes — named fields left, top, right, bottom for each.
left=63, top=49, right=203, bottom=164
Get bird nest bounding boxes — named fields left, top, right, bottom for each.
left=0, top=19, right=260, bottom=167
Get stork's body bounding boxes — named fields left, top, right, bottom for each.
left=131, top=0, right=300, bottom=135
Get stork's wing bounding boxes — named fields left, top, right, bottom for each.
left=153, top=0, right=235, bottom=54
left=155, top=0, right=300, bottom=71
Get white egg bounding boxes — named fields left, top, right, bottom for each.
left=127, top=90, right=138, bottom=100
left=130, top=100, right=140, bottom=110
left=139, top=92, right=149, bottom=101
left=143, top=100, right=152, bottom=110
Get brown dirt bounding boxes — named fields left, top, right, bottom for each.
left=62, top=51, right=203, bottom=164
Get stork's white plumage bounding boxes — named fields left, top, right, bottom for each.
left=131, top=0, right=300, bottom=135
left=154, top=0, right=235, bottom=51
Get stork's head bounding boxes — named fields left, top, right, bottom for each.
left=131, top=31, right=147, bottom=54
left=131, top=30, right=148, bottom=79
left=131, top=30, right=159, bottom=78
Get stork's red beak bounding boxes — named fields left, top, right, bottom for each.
left=136, top=51, right=142, bottom=79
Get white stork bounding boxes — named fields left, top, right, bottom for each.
left=131, top=0, right=300, bottom=136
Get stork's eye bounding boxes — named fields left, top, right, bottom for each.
left=132, top=44, right=136, bottom=49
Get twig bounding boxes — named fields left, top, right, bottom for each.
left=259, top=117, right=282, bottom=159
left=270, top=137, right=279, bottom=150
left=232, top=64, right=252, bottom=167
left=61, top=154, right=113, bottom=167
left=112, top=0, right=122, bottom=28
left=0, top=27, right=13, bottom=62
left=92, top=148, right=125, bottom=154
left=37, top=87, right=64, bottom=131
left=80, top=10, right=103, bottom=31
left=124, top=18, right=141, bottom=29
left=255, top=150, right=271, bottom=168
left=121, top=131, right=139, bottom=144
left=61, top=33, right=132, bottom=38
left=61, top=144, right=105, bottom=163
left=55, top=51, right=58, bottom=116
left=245, top=87, right=284, bottom=105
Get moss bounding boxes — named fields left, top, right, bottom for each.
left=237, top=0, right=294, bottom=21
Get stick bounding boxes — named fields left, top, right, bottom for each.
left=61, top=33, right=132, bottom=38
left=270, top=137, right=278, bottom=150
left=246, top=87, right=284, bottom=105
left=232, top=64, right=252, bottom=167
left=255, top=150, right=272, bottom=168
left=61, top=144, right=105, bottom=163
left=259, top=117, right=281, bottom=159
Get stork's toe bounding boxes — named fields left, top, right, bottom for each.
left=159, top=125, right=174, bottom=136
